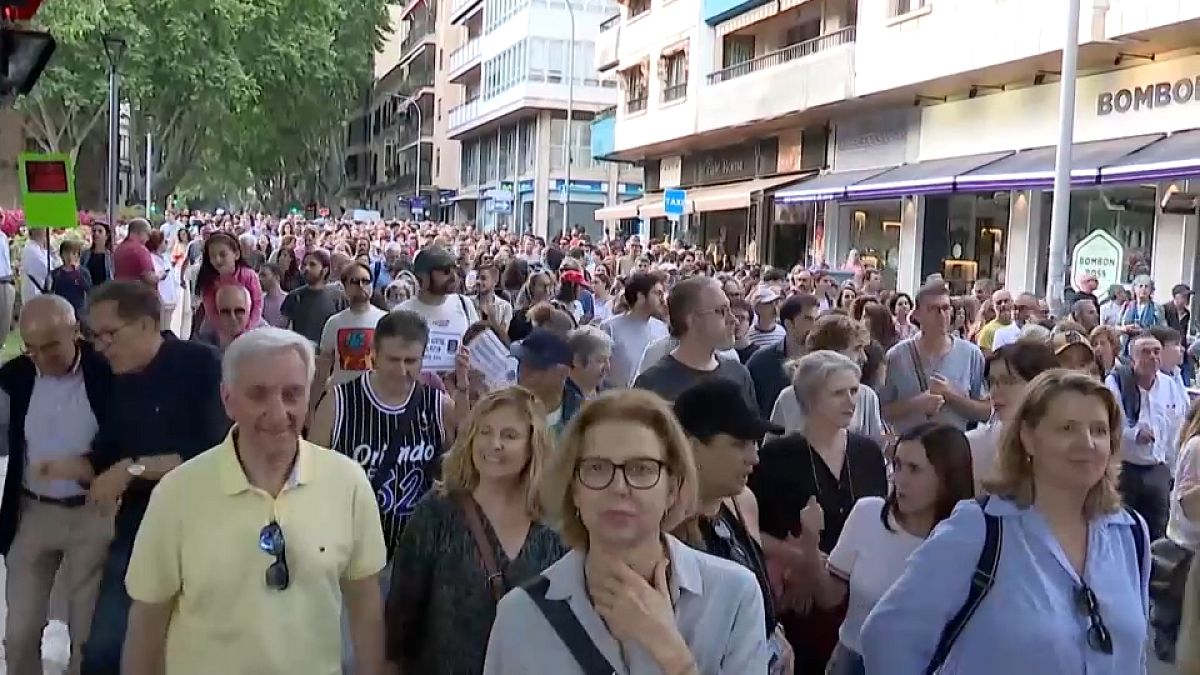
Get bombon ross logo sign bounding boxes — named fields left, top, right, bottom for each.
left=1097, top=76, right=1200, bottom=115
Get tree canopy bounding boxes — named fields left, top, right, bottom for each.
left=18, top=0, right=390, bottom=209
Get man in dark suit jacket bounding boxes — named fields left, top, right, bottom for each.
left=0, top=294, right=114, bottom=675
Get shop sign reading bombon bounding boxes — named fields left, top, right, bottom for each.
left=1097, top=76, right=1200, bottom=115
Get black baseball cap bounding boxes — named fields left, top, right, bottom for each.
left=673, top=378, right=783, bottom=441
left=412, top=245, right=457, bottom=275
left=510, top=329, right=573, bottom=370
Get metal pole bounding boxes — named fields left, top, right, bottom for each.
left=412, top=100, right=422, bottom=220
left=144, top=121, right=153, bottom=215
left=106, top=66, right=119, bottom=230
left=1046, top=0, right=1081, bottom=318
left=560, top=1, right=576, bottom=240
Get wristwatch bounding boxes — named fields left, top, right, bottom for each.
left=127, top=461, right=147, bottom=478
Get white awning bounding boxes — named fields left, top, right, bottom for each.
left=593, top=197, right=647, bottom=221
left=638, top=174, right=807, bottom=218
left=717, top=0, right=779, bottom=36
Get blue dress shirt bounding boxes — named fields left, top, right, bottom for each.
left=860, top=497, right=1150, bottom=674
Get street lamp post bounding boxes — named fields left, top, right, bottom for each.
left=560, top=0, right=576, bottom=239
left=1046, top=0, right=1081, bottom=317
left=102, top=34, right=126, bottom=230
left=394, top=94, right=424, bottom=219
left=145, top=114, right=153, bottom=215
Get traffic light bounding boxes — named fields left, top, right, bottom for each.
left=1, top=0, right=56, bottom=104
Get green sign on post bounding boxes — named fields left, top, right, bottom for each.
left=17, top=152, right=78, bottom=229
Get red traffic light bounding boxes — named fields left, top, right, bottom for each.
left=1, top=0, right=46, bottom=21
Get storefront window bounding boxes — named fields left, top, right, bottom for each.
left=942, top=193, right=1010, bottom=295
left=1039, top=186, right=1155, bottom=288
left=839, top=200, right=902, bottom=289
left=770, top=200, right=823, bottom=270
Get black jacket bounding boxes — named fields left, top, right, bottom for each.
left=0, top=343, right=113, bottom=555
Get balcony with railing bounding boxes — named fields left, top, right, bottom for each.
left=448, top=38, right=482, bottom=82
left=707, top=25, right=855, bottom=84
left=399, top=17, right=436, bottom=62
left=626, top=93, right=647, bottom=114
left=596, top=14, right=620, bottom=72
left=449, top=98, right=480, bottom=131
left=698, top=24, right=855, bottom=132
left=450, top=0, right=483, bottom=24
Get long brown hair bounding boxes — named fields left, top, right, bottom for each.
left=884, top=422, right=975, bottom=532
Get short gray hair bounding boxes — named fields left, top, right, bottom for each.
left=790, top=350, right=861, bottom=416
left=222, top=327, right=315, bottom=387
left=567, top=325, right=612, bottom=363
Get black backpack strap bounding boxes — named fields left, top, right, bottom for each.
left=1127, top=506, right=1146, bottom=582
left=926, top=495, right=1002, bottom=674
left=523, top=575, right=617, bottom=675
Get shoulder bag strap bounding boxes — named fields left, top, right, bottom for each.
left=524, top=576, right=617, bottom=675
left=459, top=493, right=507, bottom=603
left=907, top=340, right=930, bottom=392
left=1126, top=506, right=1146, bottom=582
left=369, top=382, right=425, bottom=494
left=926, top=495, right=1002, bottom=674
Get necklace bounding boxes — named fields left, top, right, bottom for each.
left=807, top=433, right=856, bottom=522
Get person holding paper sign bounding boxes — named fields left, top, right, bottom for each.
left=399, top=246, right=478, bottom=373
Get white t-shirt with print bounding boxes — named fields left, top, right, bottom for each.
left=827, top=496, right=924, bottom=653
left=320, top=305, right=388, bottom=387
left=398, top=294, right=479, bottom=372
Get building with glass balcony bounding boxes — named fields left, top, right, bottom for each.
left=343, top=0, right=462, bottom=221
left=445, top=0, right=642, bottom=237
left=595, top=0, right=1200, bottom=302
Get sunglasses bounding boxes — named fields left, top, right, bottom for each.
left=259, top=521, right=290, bottom=591
left=1076, top=583, right=1113, bottom=654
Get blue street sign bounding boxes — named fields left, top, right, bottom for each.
left=663, top=188, right=686, bottom=218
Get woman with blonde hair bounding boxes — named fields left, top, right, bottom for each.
left=861, top=370, right=1150, bottom=674
left=386, top=387, right=566, bottom=675
left=484, top=389, right=769, bottom=674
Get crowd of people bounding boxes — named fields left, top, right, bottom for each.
left=1, top=209, right=1200, bottom=674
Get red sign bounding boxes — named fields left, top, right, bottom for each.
left=1, top=0, right=46, bottom=21
left=23, top=160, right=69, bottom=193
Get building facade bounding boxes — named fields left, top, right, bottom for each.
left=596, top=0, right=1200, bottom=301
left=444, top=0, right=642, bottom=237
left=344, top=1, right=463, bottom=221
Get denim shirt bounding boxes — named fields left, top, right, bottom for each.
left=860, top=498, right=1150, bottom=675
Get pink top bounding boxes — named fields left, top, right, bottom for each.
left=201, top=266, right=264, bottom=328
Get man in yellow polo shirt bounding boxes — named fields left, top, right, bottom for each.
left=122, top=328, right=387, bottom=675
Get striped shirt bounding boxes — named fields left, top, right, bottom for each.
left=330, top=374, right=446, bottom=556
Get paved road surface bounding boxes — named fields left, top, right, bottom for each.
left=0, top=464, right=1179, bottom=674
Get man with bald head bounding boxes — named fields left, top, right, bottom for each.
left=201, top=285, right=267, bottom=354
left=992, top=291, right=1039, bottom=350
left=1071, top=297, right=1100, bottom=333
left=0, top=294, right=114, bottom=675
left=976, top=289, right=1013, bottom=353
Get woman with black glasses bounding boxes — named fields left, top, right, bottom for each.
left=483, top=389, right=769, bottom=674
left=861, top=370, right=1151, bottom=674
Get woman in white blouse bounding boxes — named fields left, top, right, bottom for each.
left=966, top=340, right=1058, bottom=492
left=806, top=422, right=975, bottom=675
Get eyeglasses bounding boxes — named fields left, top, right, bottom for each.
left=576, top=457, right=665, bottom=491
left=88, top=321, right=135, bottom=347
left=1075, top=583, right=1112, bottom=654
left=345, top=277, right=372, bottom=286
left=259, top=521, right=290, bottom=591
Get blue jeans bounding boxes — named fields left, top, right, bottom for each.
left=79, top=532, right=135, bottom=675
left=826, top=643, right=865, bottom=675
